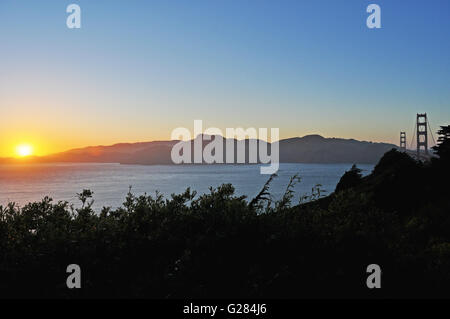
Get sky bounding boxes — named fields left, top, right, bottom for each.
left=1, top=0, right=450, bottom=157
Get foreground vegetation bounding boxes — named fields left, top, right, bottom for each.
left=1, top=127, right=449, bottom=298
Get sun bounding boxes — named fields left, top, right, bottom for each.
left=15, top=144, right=34, bottom=157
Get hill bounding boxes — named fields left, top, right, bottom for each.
left=0, top=135, right=397, bottom=165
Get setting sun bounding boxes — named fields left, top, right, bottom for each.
left=15, top=144, right=34, bottom=157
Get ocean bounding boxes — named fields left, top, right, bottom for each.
left=0, top=163, right=374, bottom=211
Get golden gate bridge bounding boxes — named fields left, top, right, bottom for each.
left=399, top=113, right=437, bottom=161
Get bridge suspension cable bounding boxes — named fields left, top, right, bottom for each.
left=427, top=117, right=437, bottom=147
left=409, top=121, right=417, bottom=150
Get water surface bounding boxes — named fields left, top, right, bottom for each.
left=0, top=163, right=374, bottom=211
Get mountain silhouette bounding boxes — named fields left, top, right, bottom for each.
left=0, top=135, right=397, bottom=165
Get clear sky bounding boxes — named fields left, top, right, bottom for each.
left=1, top=0, right=449, bottom=157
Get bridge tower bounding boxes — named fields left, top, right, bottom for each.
left=416, top=113, right=428, bottom=158
left=400, top=132, right=406, bottom=151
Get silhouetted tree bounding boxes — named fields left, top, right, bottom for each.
left=433, top=125, right=450, bottom=162
left=335, top=164, right=362, bottom=193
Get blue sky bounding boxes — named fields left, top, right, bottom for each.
left=1, top=0, right=449, bottom=156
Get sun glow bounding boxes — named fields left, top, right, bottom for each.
left=15, top=144, right=34, bottom=157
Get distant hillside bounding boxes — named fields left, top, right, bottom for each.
left=279, top=135, right=397, bottom=163
left=44, top=141, right=177, bottom=164
left=0, top=135, right=397, bottom=165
